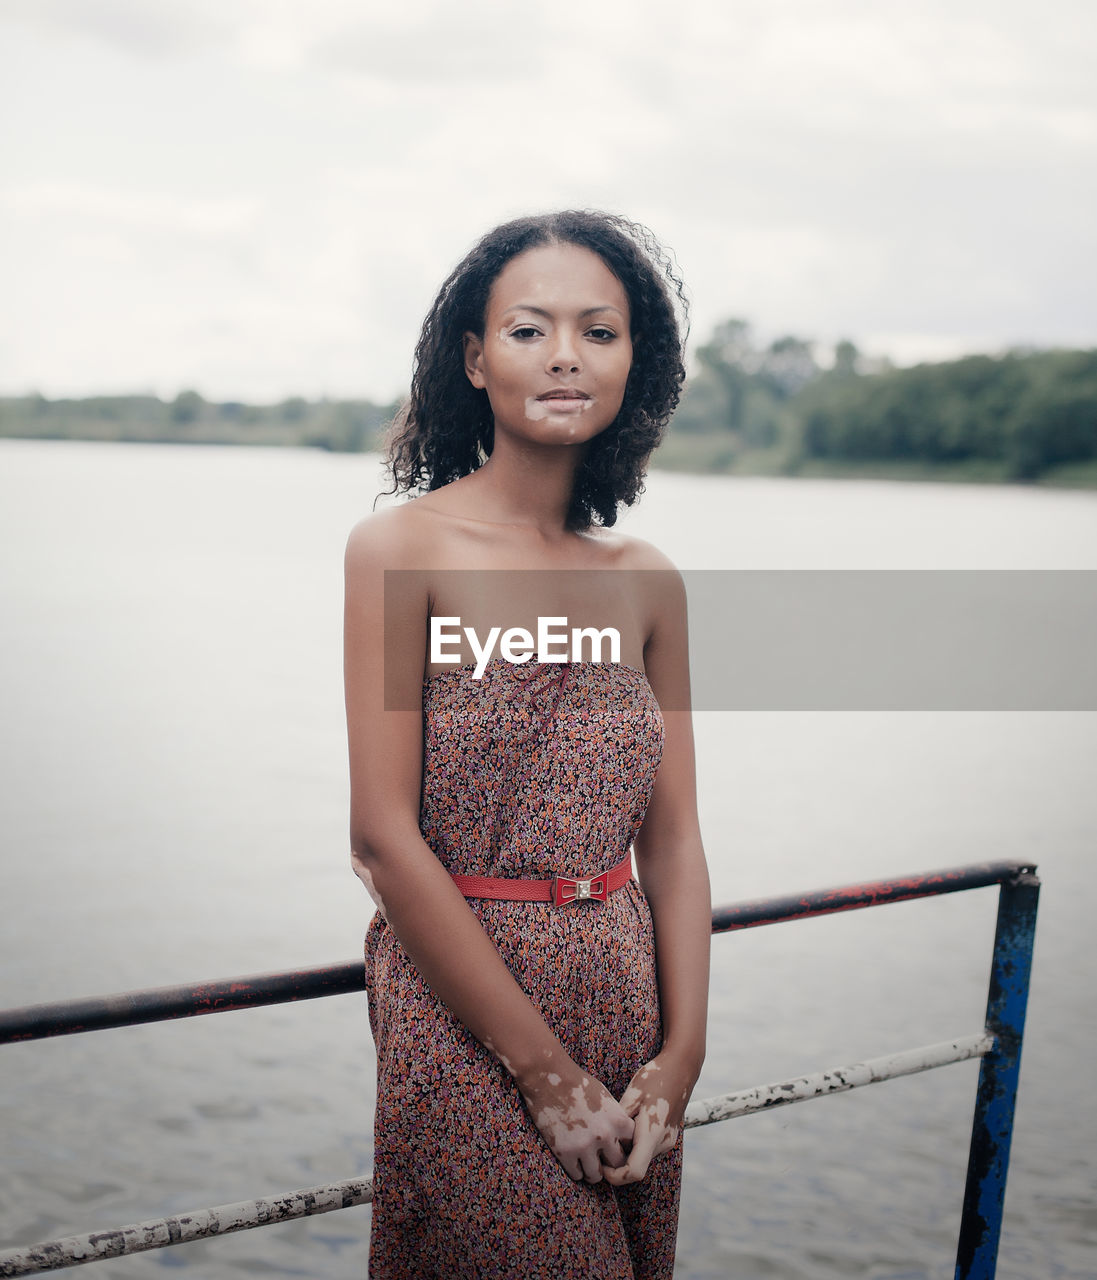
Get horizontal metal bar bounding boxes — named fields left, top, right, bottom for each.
left=0, top=1033, right=994, bottom=1275
left=711, top=860, right=1036, bottom=935
left=684, top=1032, right=995, bottom=1126
left=0, top=861, right=1035, bottom=1045
left=0, top=962, right=365, bottom=1045
left=0, top=1180, right=373, bottom=1277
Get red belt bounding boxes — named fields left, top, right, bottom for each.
left=450, top=852, right=634, bottom=908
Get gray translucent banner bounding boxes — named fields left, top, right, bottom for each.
left=684, top=570, right=1097, bottom=710
left=383, top=570, right=1097, bottom=710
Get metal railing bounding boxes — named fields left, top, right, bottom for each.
left=0, top=859, right=1040, bottom=1279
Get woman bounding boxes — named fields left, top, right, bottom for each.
left=343, top=210, right=710, bottom=1279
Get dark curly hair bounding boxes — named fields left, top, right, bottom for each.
left=380, top=210, right=689, bottom=531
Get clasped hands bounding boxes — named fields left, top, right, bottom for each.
left=516, top=1051, right=691, bottom=1186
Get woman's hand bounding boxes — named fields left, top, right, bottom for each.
left=600, top=1052, right=695, bottom=1186
left=515, top=1058, right=635, bottom=1184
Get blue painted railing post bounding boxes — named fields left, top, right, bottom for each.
left=955, top=869, right=1040, bottom=1279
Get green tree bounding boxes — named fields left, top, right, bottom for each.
left=758, top=336, right=818, bottom=400
left=694, top=319, right=757, bottom=433
left=279, top=396, right=309, bottom=422
left=170, top=390, right=206, bottom=424
left=833, top=340, right=859, bottom=377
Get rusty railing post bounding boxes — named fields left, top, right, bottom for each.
left=955, top=868, right=1040, bottom=1279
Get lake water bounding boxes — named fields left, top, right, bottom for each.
left=1, top=438, right=1095, bottom=1279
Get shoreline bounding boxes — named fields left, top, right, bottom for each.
left=3, top=430, right=1097, bottom=492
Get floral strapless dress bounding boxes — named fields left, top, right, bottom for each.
left=363, top=658, right=681, bottom=1279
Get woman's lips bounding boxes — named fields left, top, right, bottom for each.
left=537, top=391, right=592, bottom=412
left=537, top=394, right=591, bottom=413
left=525, top=392, right=595, bottom=422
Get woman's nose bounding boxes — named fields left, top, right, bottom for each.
left=547, top=332, right=581, bottom=375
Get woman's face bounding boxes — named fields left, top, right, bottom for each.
left=463, top=241, right=633, bottom=449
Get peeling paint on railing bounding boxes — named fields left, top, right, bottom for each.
left=684, top=1033, right=996, bottom=1126
left=0, top=1181, right=373, bottom=1277
left=0, top=1034, right=996, bottom=1278
left=0, top=861, right=1040, bottom=1279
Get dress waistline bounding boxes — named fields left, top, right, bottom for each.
left=449, top=852, right=633, bottom=908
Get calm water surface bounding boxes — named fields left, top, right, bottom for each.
left=1, top=439, right=1095, bottom=1278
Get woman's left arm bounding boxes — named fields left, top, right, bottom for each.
left=603, top=553, right=711, bottom=1185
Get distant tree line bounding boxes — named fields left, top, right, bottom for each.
left=0, top=391, right=400, bottom=453
left=673, top=320, right=1097, bottom=481
left=3, top=327, right=1096, bottom=485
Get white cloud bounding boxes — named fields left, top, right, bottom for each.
left=0, top=0, right=1094, bottom=400
left=1, top=0, right=233, bottom=58
left=1, top=183, right=259, bottom=237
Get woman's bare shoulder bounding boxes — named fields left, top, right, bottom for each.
left=346, top=480, right=504, bottom=575
left=584, top=531, right=685, bottom=641
left=344, top=500, right=440, bottom=573
left=587, top=527, right=681, bottom=575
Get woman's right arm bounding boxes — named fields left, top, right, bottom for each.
left=343, top=513, right=634, bottom=1183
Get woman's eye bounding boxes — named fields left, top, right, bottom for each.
left=510, top=326, right=541, bottom=340
left=587, top=327, right=616, bottom=341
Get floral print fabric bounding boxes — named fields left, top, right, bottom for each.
left=364, top=659, right=682, bottom=1279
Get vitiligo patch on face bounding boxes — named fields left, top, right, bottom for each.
left=524, top=395, right=597, bottom=424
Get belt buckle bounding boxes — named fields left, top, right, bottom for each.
left=552, top=874, right=608, bottom=907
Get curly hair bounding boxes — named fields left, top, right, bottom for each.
left=380, top=210, right=689, bottom=530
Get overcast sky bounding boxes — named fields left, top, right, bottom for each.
left=1, top=0, right=1094, bottom=404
